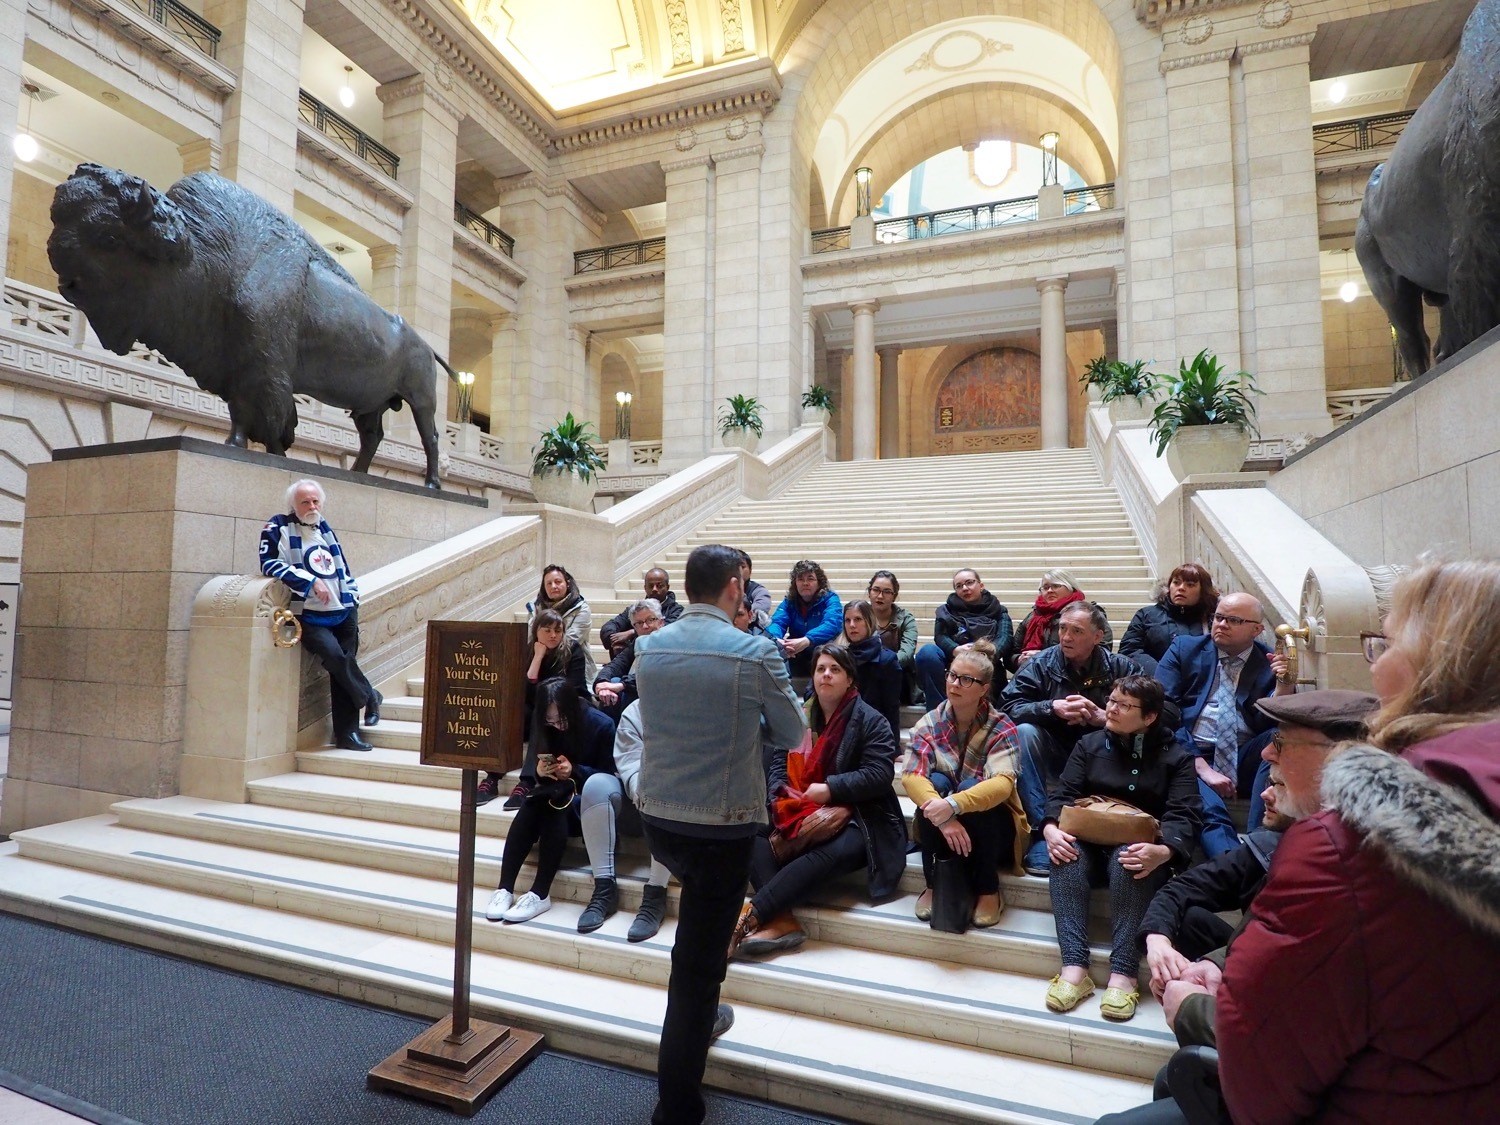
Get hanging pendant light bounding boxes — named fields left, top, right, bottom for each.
left=13, top=82, right=39, bottom=163
left=338, top=65, right=356, bottom=110
left=1339, top=248, right=1358, bottom=303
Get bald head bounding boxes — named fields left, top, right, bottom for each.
left=1211, top=592, right=1265, bottom=653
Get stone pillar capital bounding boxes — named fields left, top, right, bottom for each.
left=368, top=244, right=403, bottom=271
left=377, top=75, right=464, bottom=124
left=850, top=299, right=881, bottom=316
left=876, top=344, right=902, bottom=359
left=1037, top=275, right=1070, bottom=295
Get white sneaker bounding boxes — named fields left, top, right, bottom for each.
left=484, top=888, right=513, bottom=922
left=502, top=891, right=551, bottom=923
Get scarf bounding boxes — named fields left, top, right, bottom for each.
left=540, top=589, right=582, bottom=617
left=1021, top=588, right=1084, bottom=653
left=907, top=700, right=1021, bottom=786
left=848, top=635, right=885, bottom=665
left=771, top=686, right=857, bottom=835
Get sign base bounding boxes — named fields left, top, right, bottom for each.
left=367, top=1015, right=544, bottom=1116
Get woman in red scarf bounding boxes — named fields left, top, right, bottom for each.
left=1011, top=569, right=1112, bottom=669
left=728, top=645, right=908, bottom=959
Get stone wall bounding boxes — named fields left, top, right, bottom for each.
left=4, top=171, right=54, bottom=292
left=1320, top=293, right=1440, bottom=392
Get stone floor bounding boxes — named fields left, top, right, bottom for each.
left=0, top=1087, right=89, bottom=1124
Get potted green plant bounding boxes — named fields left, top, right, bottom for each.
left=1149, top=350, right=1260, bottom=479
left=530, top=413, right=607, bottom=510
left=1080, top=355, right=1112, bottom=404
left=1099, top=358, right=1160, bottom=424
left=801, top=384, right=834, bottom=425
left=718, top=394, right=765, bottom=453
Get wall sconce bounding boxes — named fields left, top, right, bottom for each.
left=615, top=390, right=633, bottom=439
left=13, top=82, right=39, bottom=163
left=339, top=65, right=356, bottom=109
left=854, top=166, right=873, bottom=218
left=455, top=370, right=475, bottom=425
left=1039, top=132, right=1060, bottom=187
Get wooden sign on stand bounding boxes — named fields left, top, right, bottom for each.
left=368, top=620, right=542, bottom=1116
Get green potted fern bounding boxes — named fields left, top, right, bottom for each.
left=1099, top=358, right=1160, bottom=424
left=801, top=384, right=834, bottom=426
left=531, top=413, right=607, bottom=510
left=719, top=394, right=765, bottom=453
left=1149, top=350, right=1261, bottom=479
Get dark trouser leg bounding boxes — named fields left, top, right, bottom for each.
left=644, top=824, right=754, bottom=1125
left=1175, top=907, right=1235, bottom=962
left=749, top=824, right=866, bottom=920
left=299, top=611, right=375, bottom=741
left=497, top=801, right=544, bottom=893
left=1049, top=841, right=1103, bottom=968
left=529, top=804, right=571, bottom=898
left=786, top=649, right=814, bottom=678
left=916, top=805, right=1006, bottom=895
left=1245, top=755, right=1273, bottom=831
left=1104, top=845, right=1172, bottom=978
left=914, top=643, right=947, bottom=711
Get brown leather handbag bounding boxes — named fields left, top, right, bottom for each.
left=1059, top=796, right=1159, bottom=846
left=768, top=805, right=853, bottom=864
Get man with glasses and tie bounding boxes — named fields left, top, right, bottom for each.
left=1155, top=592, right=1291, bottom=857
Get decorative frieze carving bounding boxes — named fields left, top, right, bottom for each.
left=551, top=89, right=778, bottom=154
left=905, top=29, right=1012, bottom=74
left=1257, top=0, right=1293, bottom=29
left=376, top=73, right=465, bottom=123
left=664, top=0, right=693, bottom=66
left=295, top=131, right=410, bottom=244
left=720, top=0, right=744, bottom=53
left=1159, top=45, right=1236, bottom=73
left=1237, top=30, right=1316, bottom=56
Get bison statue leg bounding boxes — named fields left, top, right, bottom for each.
left=1356, top=216, right=1431, bottom=379
left=350, top=407, right=386, bottom=474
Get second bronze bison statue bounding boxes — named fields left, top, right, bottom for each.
left=48, top=163, right=458, bottom=488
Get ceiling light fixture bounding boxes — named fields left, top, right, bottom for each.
left=1328, top=79, right=1348, bottom=104
left=13, top=82, right=39, bottom=163
left=339, top=65, right=356, bottom=110
left=1339, top=248, right=1358, bottom=303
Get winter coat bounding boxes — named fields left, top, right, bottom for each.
left=593, top=634, right=641, bottom=712
left=1217, top=722, right=1500, bottom=1123
left=767, top=697, right=908, bottom=900
left=933, top=591, right=1013, bottom=667
left=998, top=644, right=1142, bottom=764
left=1117, top=599, right=1209, bottom=677
left=848, top=637, right=903, bottom=739
left=531, top=593, right=595, bottom=682
left=1136, top=827, right=1281, bottom=948
left=1046, top=724, right=1201, bottom=867
left=876, top=605, right=919, bottom=670
left=766, top=588, right=843, bottom=646
left=1010, top=604, right=1114, bottom=668
left=598, top=591, right=683, bottom=652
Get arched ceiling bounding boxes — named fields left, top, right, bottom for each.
left=810, top=16, right=1119, bottom=227
left=453, top=0, right=787, bottom=111
left=828, top=83, right=1113, bottom=226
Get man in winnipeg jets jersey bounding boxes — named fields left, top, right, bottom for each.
left=260, top=479, right=381, bottom=751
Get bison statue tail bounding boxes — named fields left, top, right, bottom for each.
left=1442, top=0, right=1500, bottom=355
left=434, top=353, right=461, bottom=382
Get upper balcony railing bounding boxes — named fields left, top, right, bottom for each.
left=121, top=0, right=222, bottom=58
left=812, top=183, right=1117, bottom=253
left=573, top=236, right=667, bottom=275
left=1312, top=110, right=1415, bottom=158
left=454, top=201, right=515, bottom=258
left=298, top=90, right=400, bottom=179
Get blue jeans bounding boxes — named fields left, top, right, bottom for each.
left=1012, top=724, right=1061, bottom=871
left=915, top=643, right=948, bottom=711
left=1197, top=729, right=1276, bottom=858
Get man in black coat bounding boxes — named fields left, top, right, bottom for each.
left=999, top=601, right=1140, bottom=873
left=600, top=568, right=683, bottom=655
left=913, top=568, right=1014, bottom=709
left=594, top=598, right=665, bottom=722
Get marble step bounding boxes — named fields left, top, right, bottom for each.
left=0, top=844, right=1152, bottom=1125
left=9, top=818, right=1174, bottom=1082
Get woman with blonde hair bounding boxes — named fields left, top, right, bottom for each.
left=1213, top=558, right=1500, bottom=1122
left=1011, top=568, right=1112, bottom=668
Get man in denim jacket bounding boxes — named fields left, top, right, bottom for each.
left=633, top=544, right=806, bottom=1125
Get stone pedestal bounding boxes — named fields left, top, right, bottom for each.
left=1, top=437, right=490, bottom=832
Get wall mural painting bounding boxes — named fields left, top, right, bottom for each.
left=933, top=348, right=1042, bottom=439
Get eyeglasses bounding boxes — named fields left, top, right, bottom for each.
left=953, top=578, right=979, bottom=591
left=1211, top=613, right=1261, bottom=628
left=1104, top=697, right=1141, bottom=712
left=1270, top=732, right=1334, bottom=753
left=1038, top=582, right=1068, bottom=593
left=1361, top=632, right=1389, bottom=664
left=945, top=671, right=989, bottom=688
left=868, top=586, right=896, bottom=596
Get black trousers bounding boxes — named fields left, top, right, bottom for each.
left=299, top=609, right=375, bottom=741
left=915, top=805, right=1012, bottom=895
left=497, top=799, right=570, bottom=899
left=1176, top=906, right=1235, bottom=962
left=642, top=823, right=754, bottom=1125
left=748, top=822, right=866, bottom=921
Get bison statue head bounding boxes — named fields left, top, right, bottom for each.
left=47, top=164, right=192, bottom=355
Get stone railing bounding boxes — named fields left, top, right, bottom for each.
left=0, top=278, right=529, bottom=497
left=600, top=440, right=663, bottom=469
left=1326, top=386, right=1396, bottom=425
left=1087, top=403, right=1379, bottom=689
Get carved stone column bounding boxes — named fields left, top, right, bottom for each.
left=662, top=155, right=714, bottom=461
left=878, top=345, right=901, bottom=458
left=850, top=300, right=879, bottom=461
left=1038, top=275, right=1069, bottom=449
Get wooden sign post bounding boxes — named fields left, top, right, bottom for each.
left=368, top=620, right=543, bottom=1115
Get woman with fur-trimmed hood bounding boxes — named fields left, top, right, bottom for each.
left=1217, top=558, right=1500, bottom=1122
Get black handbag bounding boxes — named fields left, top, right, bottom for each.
left=929, top=856, right=972, bottom=934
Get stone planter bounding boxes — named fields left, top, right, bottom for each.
left=1086, top=385, right=1103, bottom=404
left=805, top=405, right=832, bottom=428
left=721, top=427, right=761, bottom=453
left=1107, top=396, right=1155, bottom=425
left=1165, top=425, right=1252, bottom=479
left=530, top=468, right=597, bottom=510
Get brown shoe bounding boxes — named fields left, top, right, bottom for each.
left=737, top=912, right=806, bottom=958
left=914, top=888, right=933, bottom=921
left=972, top=891, right=1004, bottom=928
left=727, top=901, right=758, bottom=959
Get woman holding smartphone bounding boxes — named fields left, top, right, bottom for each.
left=484, top=678, right=616, bottom=924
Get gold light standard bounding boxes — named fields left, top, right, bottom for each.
left=615, top=390, right=633, bottom=439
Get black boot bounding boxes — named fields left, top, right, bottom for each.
left=628, top=884, right=668, bottom=942
left=336, top=732, right=372, bottom=752
left=577, top=878, right=619, bottom=933
left=363, top=691, right=383, bottom=726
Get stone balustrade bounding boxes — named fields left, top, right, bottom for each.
left=1326, top=386, right=1397, bottom=425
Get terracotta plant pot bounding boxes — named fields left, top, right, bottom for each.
left=1165, top=425, right=1252, bottom=479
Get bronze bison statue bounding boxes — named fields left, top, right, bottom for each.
left=48, top=163, right=457, bottom=487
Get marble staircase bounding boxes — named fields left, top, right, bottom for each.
left=0, top=448, right=1163, bottom=1124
